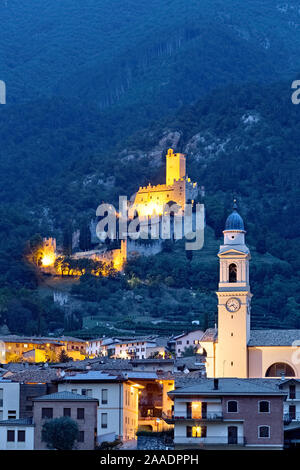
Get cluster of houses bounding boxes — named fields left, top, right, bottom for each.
left=0, top=330, right=204, bottom=364
left=0, top=352, right=299, bottom=450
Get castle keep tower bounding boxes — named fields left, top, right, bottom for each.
left=216, top=202, right=252, bottom=378
left=131, top=148, right=198, bottom=218
left=166, top=148, right=186, bottom=185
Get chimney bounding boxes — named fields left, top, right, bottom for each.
left=213, top=378, right=219, bottom=390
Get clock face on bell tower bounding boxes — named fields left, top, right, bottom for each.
left=226, top=297, right=241, bottom=312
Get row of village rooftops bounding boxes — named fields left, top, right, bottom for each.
left=0, top=364, right=300, bottom=450
left=0, top=330, right=206, bottom=364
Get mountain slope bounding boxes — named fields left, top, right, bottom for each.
left=1, top=0, right=300, bottom=115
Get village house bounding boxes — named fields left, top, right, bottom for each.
left=33, top=391, right=98, bottom=450
left=87, top=336, right=167, bottom=360
left=165, top=378, right=286, bottom=450
left=57, top=370, right=175, bottom=441
left=0, top=335, right=87, bottom=363
left=0, top=418, right=34, bottom=450
left=57, top=371, right=141, bottom=443
left=173, top=330, right=204, bottom=357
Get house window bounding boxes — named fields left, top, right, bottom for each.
left=101, top=413, right=108, bottom=428
left=71, top=389, right=78, bottom=394
left=265, top=363, right=295, bottom=377
left=82, top=389, right=92, bottom=397
left=18, top=430, right=25, bottom=442
left=258, top=426, right=270, bottom=438
left=78, top=431, right=84, bottom=443
left=289, top=385, right=296, bottom=399
left=227, top=401, right=238, bottom=413
left=259, top=401, right=270, bottom=413
left=77, top=408, right=85, bottom=420
left=289, top=404, right=296, bottom=420
left=8, top=410, right=16, bottom=419
left=191, top=426, right=207, bottom=437
left=102, top=389, right=108, bottom=405
left=7, top=430, right=15, bottom=442
left=63, top=408, right=71, bottom=417
left=186, top=402, right=192, bottom=419
left=42, top=408, right=53, bottom=419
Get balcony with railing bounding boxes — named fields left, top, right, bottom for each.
left=162, top=411, right=223, bottom=424
left=284, top=412, right=300, bottom=425
left=174, top=435, right=246, bottom=446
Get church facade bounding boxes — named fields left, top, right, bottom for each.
left=200, top=204, right=300, bottom=379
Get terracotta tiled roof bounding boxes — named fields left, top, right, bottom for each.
left=8, top=369, right=59, bottom=383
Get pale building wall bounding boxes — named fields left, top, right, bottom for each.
left=175, top=330, right=204, bottom=357
left=248, top=347, right=300, bottom=378
left=87, top=339, right=103, bottom=357
left=173, top=421, right=243, bottom=445
left=162, top=380, right=175, bottom=418
left=216, top=292, right=251, bottom=378
left=0, top=425, right=34, bottom=450
left=113, top=341, right=157, bottom=360
left=174, top=398, right=222, bottom=417
left=123, top=382, right=139, bottom=440
left=0, top=381, right=20, bottom=420
left=58, top=381, right=139, bottom=441
left=199, top=341, right=216, bottom=378
left=280, top=381, right=300, bottom=418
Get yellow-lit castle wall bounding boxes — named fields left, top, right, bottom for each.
left=131, top=149, right=197, bottom=218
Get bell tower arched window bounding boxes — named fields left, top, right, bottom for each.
left=229, top=263, right=237, bottom=282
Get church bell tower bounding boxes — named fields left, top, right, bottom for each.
left=216, top=201, right=252, bottom=378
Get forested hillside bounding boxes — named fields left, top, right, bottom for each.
left=0, top=1, right=299, bottom=336
left=1, top=0, right=300, bottom=113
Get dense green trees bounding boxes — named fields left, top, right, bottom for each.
left=42, top=417, right=79, bottom=450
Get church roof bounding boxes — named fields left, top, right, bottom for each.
left=224, top=201, right=245, bottom=231
left=200, top=328, right=217, bottom=342
left=248, top=329, right=300, bottom=347
left=225, top=211, right=244, bottom=231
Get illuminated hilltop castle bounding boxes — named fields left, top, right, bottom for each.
left=131, top=148, right=198, bottom=217
left=38, top=149, right=199, bottom=275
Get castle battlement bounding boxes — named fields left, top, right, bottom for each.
left=131, top=148, right=198, bottom=217
left=138, top=183, right=178, bottom=192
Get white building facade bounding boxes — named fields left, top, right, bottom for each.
left=58, top=371, right=140, bottom=442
